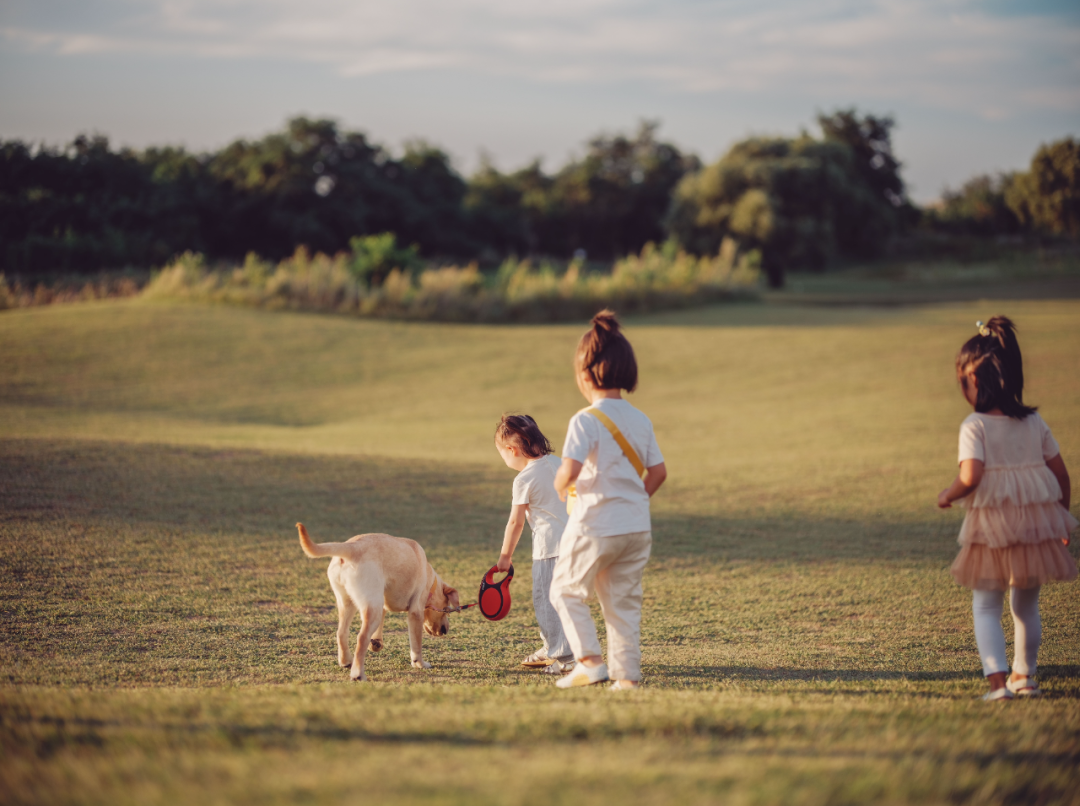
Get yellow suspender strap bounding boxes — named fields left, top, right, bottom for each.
left=583, top=407, right=646, bottom=477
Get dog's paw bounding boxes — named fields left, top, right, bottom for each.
left=369, top=638, right=383, bottom=652
left=349, top=668, right=367, bottom=682
left=412, top=659, right=432, bottom=670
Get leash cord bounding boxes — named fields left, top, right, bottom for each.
left=431, top=602, right=479, bottom=614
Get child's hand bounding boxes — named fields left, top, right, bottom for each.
left=937, top=489, right=952, bottom=509
left=496, top=553, right=512, bottom=573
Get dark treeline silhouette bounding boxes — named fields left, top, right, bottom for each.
left=2, top=113, right=1075, bottom=286
left=1, top=117, right=696, bottom=278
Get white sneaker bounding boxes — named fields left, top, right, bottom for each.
left=982, top=687, right=1014, bottom=702
left=555, top=661, right=609, bottom=688
left=1005, top=676, right=1042, bottom=698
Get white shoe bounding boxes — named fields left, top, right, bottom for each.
left=609, top=680, right=640, bottom=691
left=555, top=661, right=609, bottom=688
left=982, top=687, right=1014, bottom=702
left=1006, top=676, right=1042, bottom=698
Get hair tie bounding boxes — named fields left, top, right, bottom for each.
left=976, top=320, right=991, bottom=337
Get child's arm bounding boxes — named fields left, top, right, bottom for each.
left=554, top=458, right=582, bottom=501
left=644, top=462, right=667, bottom=497
left=938, top=459, right=984, bottom=508
left=497, top=504, right=528, bottom=572
left=1046, top=453, right=1072, bottom=511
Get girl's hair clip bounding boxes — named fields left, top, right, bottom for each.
left=976, top=320, right=991, bottom=337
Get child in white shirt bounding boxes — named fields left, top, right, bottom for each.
left=551, top=310, right=667, bottom=690
left=494, top=414, right=574, bottom=673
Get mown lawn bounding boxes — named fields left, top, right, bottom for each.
left=1, top=294, right=1078, bottom=805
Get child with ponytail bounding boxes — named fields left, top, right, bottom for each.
left=938, top=316, right=1077, bottom=701
left=493, top=414, right=574, bottom=674
left=551, top=310, right=667, bottom=690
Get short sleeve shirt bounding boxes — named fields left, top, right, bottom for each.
left=511, top=454, right=567, bottom=560
left=562, top=398, right=664, bottom=538
left=958, top=412, right=1060, bottom=467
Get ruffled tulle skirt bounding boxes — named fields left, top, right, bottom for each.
left=952, top=465, right=1078, bottom=590
left=951, top=540, right=1078, bottom=590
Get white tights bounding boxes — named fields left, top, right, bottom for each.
left=972, top=586, right=1041, bottom=678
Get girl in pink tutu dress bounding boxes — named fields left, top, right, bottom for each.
left=938, top=316, right=1078, bottom=701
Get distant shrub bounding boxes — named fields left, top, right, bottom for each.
left=347, top=233, right=422, bottom=287
left=142, top=239, right=759, bottom=323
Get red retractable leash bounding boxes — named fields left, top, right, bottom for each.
left=431, top=564, right=514, bottom=621
left=478, top=564, right=514, bottom=621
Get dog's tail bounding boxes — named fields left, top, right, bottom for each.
left=297, top=523, right=356, bottom=560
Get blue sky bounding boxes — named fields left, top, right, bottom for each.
left=1, top=0, right=1077, bottom=202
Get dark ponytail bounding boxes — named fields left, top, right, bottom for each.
left=575, top=309, right=638, bottom=392
left=956, top=315, right=1036, bottom=419
left=494, top=414, right=553, bottom=459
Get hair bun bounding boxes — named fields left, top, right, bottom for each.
left=591, top=309, right=620, bottom=333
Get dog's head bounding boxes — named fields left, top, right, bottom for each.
left=424, top=579, right=459, bottom=637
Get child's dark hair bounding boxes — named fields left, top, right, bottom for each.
left=956, top=315, right=1036, bottom=419
left=576, top=309, right=638, bottom=392
left=494, top=414, right=553, bottom=459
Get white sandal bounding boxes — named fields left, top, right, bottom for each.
left=1006, top=676, right=1042, bottom=698
left=521, top=649, right=555, bottom=668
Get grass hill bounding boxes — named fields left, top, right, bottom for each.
left=1, top=296, right=1078, bottom=805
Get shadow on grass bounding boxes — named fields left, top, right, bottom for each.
left=651, top=664, right=976, bottom=683
left=1, top=437, right=960, bottom=562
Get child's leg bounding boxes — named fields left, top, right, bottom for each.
left=593, top=531, right=651, bottom=682
left=551, top=533, right=608, bottom=663
left=1009, top=585, right=1041, bottom=677
left=972, top=588, right=1008, bottom=677
left=533, top=557, right=573, bottom=662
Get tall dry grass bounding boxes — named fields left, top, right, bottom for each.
left=0, top=273, right=144, bottom=310
left=141, top=241, right=761, bottom=322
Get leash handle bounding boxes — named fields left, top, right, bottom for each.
left=479, top=563, right=514, bottom=621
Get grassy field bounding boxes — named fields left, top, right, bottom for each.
left=1, top=290, right=1079, bottom=805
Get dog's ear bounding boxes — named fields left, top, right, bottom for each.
left=443, top=585, right=459, bottom=608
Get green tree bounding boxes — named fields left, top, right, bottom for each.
left=545, top=121, right=700, bottom=259
left=464, top=122, right=697, bottom=260
left=667, top=116, right=901, bottom=287
left=927, top=173, right=1022, bottom=236
left=1006, top=137, right=1080, bottom=237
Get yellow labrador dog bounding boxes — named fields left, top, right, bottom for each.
left=297, top=523, right=459, bottom=682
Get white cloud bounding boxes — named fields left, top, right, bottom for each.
left=2, top=0, right=1078, bottom=117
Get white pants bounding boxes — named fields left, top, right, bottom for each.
left=973, top=586, right=1041, bottom=677
left=551, top=530, right=651, bottom=682
left=532, top=557, right=573, bottom=662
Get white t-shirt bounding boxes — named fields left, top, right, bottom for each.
left=958, top=411, right=1060, bottom=466
left=561, top=398, right=664, bottom=538
left=512, top=454, right=568, bottom=560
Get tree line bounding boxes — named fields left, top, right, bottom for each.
left=925, top=138, right=1080, bottom=241
left=2, top=112, right=1076, bottom=287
